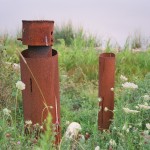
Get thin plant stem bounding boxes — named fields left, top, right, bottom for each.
left=15, top=89, right=18, bottom=138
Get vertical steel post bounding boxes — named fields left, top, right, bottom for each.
left=19, top=20, right=61, bottom=144
left=98, top=53, right=115, bottom=130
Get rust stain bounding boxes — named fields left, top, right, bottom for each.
left=22, top=20, right=54, bottom=46
left=19, top=20, right=61, bottom=144
left=98, top=53, right=115, bottom=130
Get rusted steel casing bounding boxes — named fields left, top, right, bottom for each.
left=25, top=46, right=52, bottom=58
left=19, top=20, right=60, bottom=144
left=20, top=49, right=60, bottom=143
left=22, top=20, right=54, bottom=46
left=98, top=53, right=115, bottom=130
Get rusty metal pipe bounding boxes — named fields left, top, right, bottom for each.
left=22, top=20, right=54, bottom=46
left=19, top=20, right=60, bottom=144
left=98, top=53, right=115, bottom=130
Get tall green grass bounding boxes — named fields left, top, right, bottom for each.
left=0, top=23, right=150, bottom=149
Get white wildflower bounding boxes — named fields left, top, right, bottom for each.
left=122, top=82, right=138, bottom=89
left=126, top=128, right=130, bottom=133
left=110, top=87, right=114, bottom=91
left=138, top=104, right=150, bottom=110
left=129, top=125, right=132, bottom=128
left=16, top=81, right=25, bottom=90
left=123, top=107, right=139, bottom=114
left=143, top=130, right=149, bottom=135
left=109, top=139, right=117, bottom=147
left=40, top=126, right=44, bottom=130
left=36, top=123, right=39, bottom=126
left=65, top=122, right=82, bottom=139
left=138, top=122, right=142, bottom=126
left=120, top=75, right=128, bottom=81
left=65, top=121, right=70, bottom=125
left=146, top=123, right=150, bottom=130
left=12, top=63, right=20, bottom=71
left=3, top=108, right=11, bottom=116
left=143, top=95, right=150, bottom=101
left=95, top=146, right=100, bottom=150
left=25, top=120, right=32, bottom=125
left=113, top=126, right=117, bottom=130
left=122, top=124, right=127, bottom=130
left=98, top=97, right=102, bottom=102
left=135, top=106, right=139, bottom=109
left=104, top=107, right=109, bottom=112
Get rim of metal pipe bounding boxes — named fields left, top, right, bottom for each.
left=22, top=20, right=54, bottom=23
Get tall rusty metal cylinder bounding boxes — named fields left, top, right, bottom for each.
left=98, top=53, right=115, bottom=130
left=19, top=20, right=61, bottom=144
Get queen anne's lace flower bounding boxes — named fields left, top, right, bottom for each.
left=109, top=139, right=117, bottom=147
left=120, top=75, right=128, bottom=81
left=138, top=104, right=150, bottom=110
left=25, top=120, right=32, bottom=125
left=146, top=123, right=150, bottom=130
left=95, top=146, right=100, bottom=150
left=16, top=81, right=25, bottom=90
left=122, top=124, right=127, bottom=130
left=98, top=97, right=102, bottom=102
left=123, top=107, right=139, bottom=113
left=143, top=95, right=150, bottom=101
left=12, top=63, right=20, bottom=71
left=122, top=82, right=138, bottom=89
left=65, top=122, right=82, bottom=139
left=3, top=108, right=11, bottom=116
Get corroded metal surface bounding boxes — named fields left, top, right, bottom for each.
left=20, top=49, right=60, bottom=144
left=26, top=46, right=52, bottom=58
left=98, top=53, right=115, bottom=130
left=22, top=20, right=54, bottom=46
left=19, top=20, right=60, bottom=144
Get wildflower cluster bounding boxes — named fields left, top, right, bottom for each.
left=3, top=108, right=11, bottom=116
left=16, top=81, right=25, bottom=90
left=123, top=107, right=139, bottom=114
left=122, top=82, right=138, bottom=89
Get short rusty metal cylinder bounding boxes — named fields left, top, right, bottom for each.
left=98, top=53, right=115, bottom=130
left=19, top=20, right=61, bottom=144
left=22, top=20, right=54, bottom=46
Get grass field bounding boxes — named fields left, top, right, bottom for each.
left=0, top=24, right=150, bottom=150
